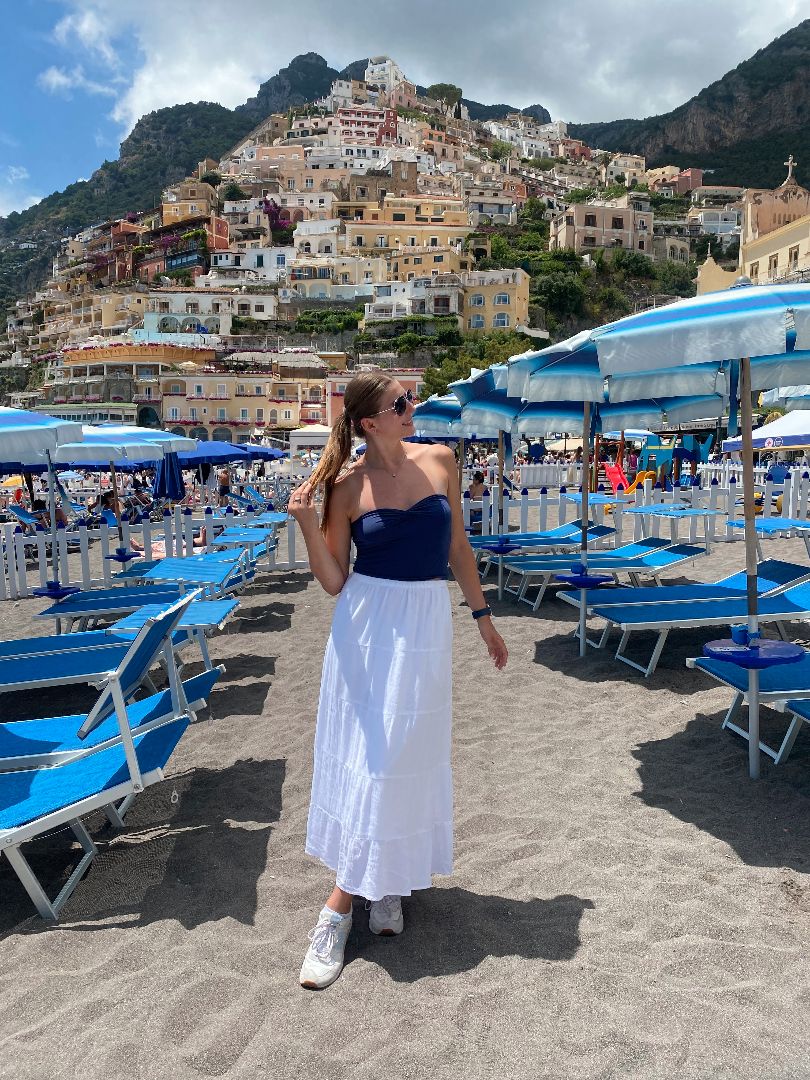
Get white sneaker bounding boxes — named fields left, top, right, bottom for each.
left=299, top=907, right=353, bottom=989
left=367, top=895, right=404, bottom=936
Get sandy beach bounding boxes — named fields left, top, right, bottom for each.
left=3, top=536, right=810, bottom=1079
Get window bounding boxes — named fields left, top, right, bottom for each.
left=212, top=302, right=221, bottom=314
left=254, top=304, right=265, bottom=313
left=276, top=254, right=286, bottom=266
left=217, top=408, right=226, bottom=420
left=470, top=293, right=484, bottom=306
left=638, top=218, right=648, bottom=230
left=376, top=236, right=387, bottom=248
left=392, top=213, right=406, bottom=221
left=749, top=261, right=759, bottom=280
left=337, top=384, right=346, bottom=393
left=638, top=240, right=645, bottom=250
left=241, top=408, right=249, bottom=420
left=318, top=198, right=325, bottom=206
left=468, top=314, right=485, bottom=329
left=170, top=383, right=181, bottom=394
left=611, top=217, right=624, bottom=231
left=494, top=293, right=510, bottom=305
left=433, top=254, right=444, bottom=263
left=493, top=313, right=510, bottom=327
left=413, top=256, right=422, bottom=265
left=234, top=256, right=241, bottom=266
left=169, top=407, right=179, bottom=421
left=190, top=407, right=198, bottom=421
left=287, top=179, right=294, bottom=190
left=789, top=245, right=800, bottom=271
left=194, top=384, right=203, bottom=396
left=284, top=409, right=292, bottom=420
left=255, top=255, right=264, bottom=268
left=305, top=178, right=314, bottom=189
left=277, top=387, right=285, bottom=398
left=377, top=285, right=392, bottom=296
left=254, top=385, right=262, bottom=396
left=584, top=213, right=597, bottom=227
left=355, top=237, right=365, bottom=246
left=364, top=271, right=373, bottom=281
left=269, top=409, right=278, bottom=423
left=769, top=254, right=779, bottom=277
left=429, top=237, right=438, bottom=247
left=256, top=408, right=264, bottom=421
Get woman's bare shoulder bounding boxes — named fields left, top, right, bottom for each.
left=330, top=465, right=364, bottom=512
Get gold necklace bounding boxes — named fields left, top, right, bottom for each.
left=371, top=451, right=407, bottom=478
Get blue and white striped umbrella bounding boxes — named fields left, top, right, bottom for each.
left=0, top=407, right=82, bottom=465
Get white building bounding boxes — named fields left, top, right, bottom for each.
left=364, top=56, right=405, bottom=94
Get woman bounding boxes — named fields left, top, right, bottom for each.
left=289, top=372, right=507, bottom=990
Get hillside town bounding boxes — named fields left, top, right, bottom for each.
left=1, top=54, right=807, bottom=443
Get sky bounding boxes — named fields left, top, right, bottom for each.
left=1, top=0, right=806, bottom=219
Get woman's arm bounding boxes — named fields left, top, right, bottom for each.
left=288, top=477, right=352, bottom=596
left=439, top=448, right=508, bottom=670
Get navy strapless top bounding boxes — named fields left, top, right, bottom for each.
left=351, top=493, right=451, bottom=581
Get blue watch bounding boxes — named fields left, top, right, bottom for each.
left=471, top=606, right=492, bottom=620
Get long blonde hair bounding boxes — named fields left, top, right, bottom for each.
left=309, top=371, right=394, bottom=531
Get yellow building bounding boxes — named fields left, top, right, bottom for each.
left=462, top=269, right=530, bottom=332
left=343, top=195, right=471, bottom=252
left=161, top=352, right=327, bottom=440
left=161, top=180, right=219, bottom=226
left=385, top=245, right=473, bottom=281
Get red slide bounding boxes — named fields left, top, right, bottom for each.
left=604, top=463, right=629, bottom=494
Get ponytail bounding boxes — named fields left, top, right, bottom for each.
left=309, top=410, right=353, bottom=532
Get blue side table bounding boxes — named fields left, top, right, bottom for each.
left=32, top=579, right=81, bottom=600
left=105, top=546, right=141, bottom=565
left=703, top=629, right=804, bottom=779
left=556, top=568, right=613, bottom=658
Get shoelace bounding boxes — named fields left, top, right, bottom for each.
left=307, top=919, right=340, bottom=962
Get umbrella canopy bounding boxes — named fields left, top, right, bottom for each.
left=80, top=425, right=195, bottom=454
left=244, top=445, right=285, bottom=461
left=722, top=409, right=810, bottom=453
left=0, top=408, right=82, bottom=465
left=152, top=451, right=186, bottom=501
left=177, top=440, right=253, bottom=466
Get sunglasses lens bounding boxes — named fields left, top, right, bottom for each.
left=395, top=394, right=407, bottom=416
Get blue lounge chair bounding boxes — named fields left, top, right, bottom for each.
left=687, top=652, right=810, bottom=765
left=557, top=559, right=810, bottom=618
left=0, top=594, right=196, bottom=921
left=597, top=582, right=810, bottom=678
left=37, top=583, right=185, bottom=632
left=468, top=519, right=615, bottom=550
left=504, top=541, right=706, bottom=610
left=0, top=668, right=221, bottom=773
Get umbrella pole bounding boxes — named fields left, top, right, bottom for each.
left=618, top=430, right=625, bottom=471
left=579, top=401, right=591, bottom=658
left=497, top=430, right=505, bottom=599
left=740, top=356, right=762, bottom=780
left=110, top=461, right=123, bottom=542
left=45, top=451, right=59, bottom=582
left=458, top=437, right=465, bottom=495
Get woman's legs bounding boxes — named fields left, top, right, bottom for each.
left=325, top=884, right=353, bottom=914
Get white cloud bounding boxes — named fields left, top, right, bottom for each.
left=42, top=0, right=810, bottom=135
left=53, top=8, right=120, bottom=69
left=5, top=166, right=30, bottom=184
left=38, top=65, right=117, bottom=98
left=0, top=191, right=42, bottom=218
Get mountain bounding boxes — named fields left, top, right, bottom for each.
left=463, top=101, right=550, bottom=124
left=570, top=20, right=810, bottom=188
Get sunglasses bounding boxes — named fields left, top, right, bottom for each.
left=370, top=389, right=414, bottom=418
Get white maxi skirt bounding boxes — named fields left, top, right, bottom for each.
left=306, top=572, right=453, bottom=900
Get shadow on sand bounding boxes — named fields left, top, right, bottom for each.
left=343, top=888, right=594, bottom=982
left=633, top=707, right=810, bottom=870
left=0, top=757, right=285, bottom=934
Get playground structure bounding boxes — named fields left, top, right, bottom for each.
left=603, top=432, right=715, bottom=494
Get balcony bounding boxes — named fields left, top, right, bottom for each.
left=133, top=393, right=162, bottom=403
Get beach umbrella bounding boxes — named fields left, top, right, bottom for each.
left=244, top=445, right=284, bottom=461
left=80, top=426, right=195, bottom=455
left=152, top=451, right=185, bottom=502
left=0, top=408, right=81, bottom=464
left=176, top=441, right=253, bottom=467
left=722, top=409, right=810, bottom=453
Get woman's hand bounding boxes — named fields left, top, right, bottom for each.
left=288, top=480, right=320, bottom=532
left=478, top=617, right=508, bottom=670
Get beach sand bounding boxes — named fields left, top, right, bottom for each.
left=3, top=537, right=810, bottom=1078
